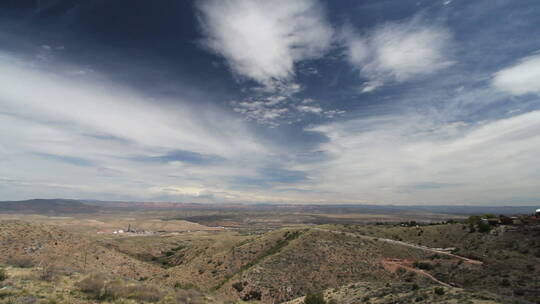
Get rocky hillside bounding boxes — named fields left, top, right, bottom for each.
left=0, top=220, right=162, bottom=280
left=1, top=219, right=538, bottom=303
left=163, top=227, right=482, bottom=303
left=284, top=282, right=509, bottom=304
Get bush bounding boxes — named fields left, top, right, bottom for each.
left=77, top=274, right=163, bottom=302
left=242, top=290, right=262, bottom=301
left=39, top=262, right=59, bottom=282
left=513, top=289, right=525, bottom=296
left=434, top=287, right=445, bottom=295
left=0, top=267, right=7, bottom=281
left=477, top=221, right=491, bottom=233
left=101, top=279, right=125, bottom=300
left=413, top=262, right=434, bottom=270
left=76, top=274, right=107, bottom=299
left=124, top=284, right=163, bottom=302
left=174, top=281, right=199, bottom=290
left=305, top=292, right=326, bottom=304
left=500, top=278, right=511, bottom=287
left=7, top=256, right=34, bottom=268
left=232, top=281, right=244, bottom=292
left=173, top=289, right=205, bottom=304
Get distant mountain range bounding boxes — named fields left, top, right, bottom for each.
left=0, top=199, right=537, bottom=216
left=0, top=199, right=100, bottom=214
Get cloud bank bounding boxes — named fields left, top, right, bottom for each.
left=343, top=17, right=454, bottom=92
left=307, top=109, right=540, bottom=204
left=196, top=0, right=333, bottom=90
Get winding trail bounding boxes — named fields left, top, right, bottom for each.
left=382, top=258, right=453, bottom=287
left=312, top=227, right=483, bottom=265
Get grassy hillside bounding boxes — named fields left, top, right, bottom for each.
left=161, top=227, right=484, bottom=303
left=332, top=223, right=540, bottom=303
left=0, top=220, right=162, bottom=280
left=284, top=282, right=510, bottom=304
left=1, top=219, right=538, bottom=303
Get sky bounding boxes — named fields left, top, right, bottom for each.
left=0, top=0, right=539, bottom=205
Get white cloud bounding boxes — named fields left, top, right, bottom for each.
left=0, top=54, right=262, bottom=158
left=0, top=53, right=279, bottom=201
left=492, top=52, right=540, bottom=95
left=297, top=105, right=323, bottom=114
left=196, top=0, right=333, bottom=90
left=306, top=110, right=540, bottom=204
left=232, top=99, right=289, bottom=127
left=231, top=95, right=342, bottom=126
left=343, top=18, right=454, bottom=91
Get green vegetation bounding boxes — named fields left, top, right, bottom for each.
left=304, top=292, right=326, bottom=304
left=232, top=281, right=244, bottom=292
left=1, top=214, right=538, bottom=304
left=434, top=287, right=445, bottom=295
left=76, top=273, right=165, bottom=302
left=0, top=267, right=7, bottom=281
left=413, top=261, right=433, bottom=270
left=213, top=229, right=303, bottom=290
left=466, top=215, right=492, bottom=233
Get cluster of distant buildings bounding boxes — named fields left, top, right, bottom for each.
left=97, top=224, right=154, bottom=235
left=480, top=209, right=540, bottom=227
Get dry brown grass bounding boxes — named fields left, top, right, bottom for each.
left=123, top=284, right=164, bottom=302
left=6, top=256, right=34, bottom=268
left=76, top=273, right=165, bottom=302
left=76, top=273, right=107, bottom=299
left=172, top=289, right=206, bottom=304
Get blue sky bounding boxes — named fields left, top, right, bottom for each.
left=0, top=0, right=539, bottom=205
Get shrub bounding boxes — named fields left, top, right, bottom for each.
left=500, top=278, right=511, bottom=287
left=232, top=281, right=244, bottom=292
left=7, top=256, right=34, bottom=268
left=124, top=284, right=163, bottom=302
left=39, top=262, right=59, bottom=282
left=76, top=274, right=107, bottom=299
left=174, top=281, right=199, bottom=290
left=477, top=221, right=491, bottom=233
left=434, top=287, right=445, bottom=295
left=77, top=274, right=163, bottom=302
left=173, top=289, right=205, bottom=304
left=305, top=292, right=326, bottom=304
left=0, top=267, right=7, bottom=281
left=242, top=290, right=262, bottom=301
left=101, top=279, right=125, bottom=300
left=513, top=289, right=525, bottom=296
left=413, top=262, right=434, bottom=270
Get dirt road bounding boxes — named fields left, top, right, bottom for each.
left=312, top=227, right=483, bottom=265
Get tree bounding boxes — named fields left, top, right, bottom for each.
left=477, top=221, right=491, bottom=233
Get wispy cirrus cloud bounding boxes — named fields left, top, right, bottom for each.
left=492, top=52, right=540, bottom=96
left=343, top=17, right=454, bottom=92
left=0, top=52, right=280, bottom=202
left=196, top=0, right=334, bottom=90
left=306, top=109, right=540, bottom=204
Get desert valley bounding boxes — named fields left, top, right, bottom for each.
left=0, top=200, right=539, bottom=304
